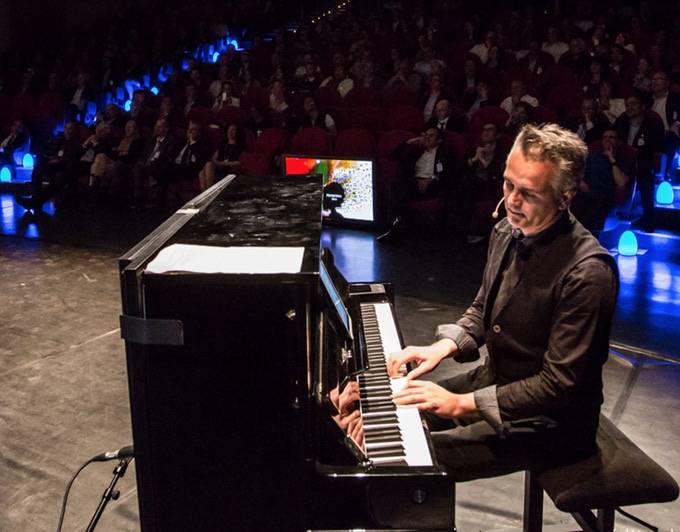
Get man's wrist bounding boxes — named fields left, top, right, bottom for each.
left=432, top=338, right=456, bottom=359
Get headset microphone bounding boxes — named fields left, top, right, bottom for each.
left=491, top=197, right=505, bottom=219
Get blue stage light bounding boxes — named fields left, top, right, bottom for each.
left=124, top=100, right=132, bottom=112
left=150, top=86, right=159, bottom=96
left=158, top=68, right=168, bottom=83
left=181, top=58, right=190, bottom=71
left=212, top=51, right=220, bottom=63
left=22, top=153, right=34, bottom=169
left=618, top=230, right=639, bottom=256
left=12, top=150, right=25, bottom=166
left=0, top=165, right=12, bottom=182
left=229, top=39, right=239, bottom=50
left=656, top=180, right=674, bottom=205
left=116, top=86, right=125, bottom=102
left=143, top=74, right=151, bottom=88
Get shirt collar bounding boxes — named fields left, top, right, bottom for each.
left=500, top=210, right=570, bottom=258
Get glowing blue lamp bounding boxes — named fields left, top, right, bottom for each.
left=116, top=86, right=125, bottom=102
left=165, top=63, right=174, bottom=75
left=618, top=230, right=639, bottom=256
left=143, top=73, right=151, bottom=88
left=124, top=100, right=132, bottom=112
left=22, top=153, right=34, bottom=169
left=181, top=58, right=190, bottom=71
left=229, top=39, right=239, bottom=50
left=212, top=51, right=220, bottom=63
left=12, top=150, right=25, bottom=166
left=655, top=180, right=674, bottom=205
left=193, top=47, right=200, bottom=59
left=158, top=68, right=168, bottom=83
left=208, top=45, right=215, bottom=56
left=150, top=86, right=159, bottom=96
left=0, top=165, right=12, bottom=182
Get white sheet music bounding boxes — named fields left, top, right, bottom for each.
left=146, top=243, right=305, bottom=274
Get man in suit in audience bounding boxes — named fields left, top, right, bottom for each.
left=132, top=118, right=178, bottom=206
left=388, top=124, right=618, bottom=481
left=427, top=99, right=467, bottom=134
left=378, top=126, right=456, bottom=242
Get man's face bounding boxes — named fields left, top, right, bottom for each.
left=422, top=128, right=440, bottom=150
left=625, top=96, right=643, bottom=119
left=480, top=123, right=498, bottom=144
left=435, top=100, right=451, bottom=121
left=154, top=120, right=169, bottom=137
left=503, top=148, right=563, bottom=236
left=652, top=72, right=669, bottom=93
left=602, top=130, right=618, bottom=151
left=303, top=97, right=316, bottom=113
left=510, top=80, right=524, bottom=97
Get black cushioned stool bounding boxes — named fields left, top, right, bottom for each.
left=523, top=415, right=679, bottom=531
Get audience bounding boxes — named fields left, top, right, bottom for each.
left=2, top=0, right=680, bottom=235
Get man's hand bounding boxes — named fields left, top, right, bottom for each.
left=392, top=380, right=477, bottom=420
left=387, top=339, right=455, bottom=380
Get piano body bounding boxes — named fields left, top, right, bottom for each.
left=119, top=174, right=454, bottom=531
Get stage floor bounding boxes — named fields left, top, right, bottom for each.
left=1, top=194, right=679, bottom=530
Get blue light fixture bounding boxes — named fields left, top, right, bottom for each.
left=655, top=180, right=674, bottom=205
left=229, top=39, right=239, bottom=50
left=22, top=153, right=34, bottom=169
left=12, top=150, right=25, bottom=166
left=0, top=165, right=12, bottom=182
left=150, top=86, right=159, bottom=96
left=181, top=58, right=190, bottom=71
left=116, top=86, right=125, bottom=102
left=158, top=68, right=168, bottom=83
left=618, top=230, right=639, bottom=256
left=124, top=100, right=132, bottom=112
left=212, top=51, right=220, bottom=63
left=143, top=73, right=151, bottom=88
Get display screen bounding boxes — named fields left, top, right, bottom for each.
left=283, top=156, right=375, bottom=224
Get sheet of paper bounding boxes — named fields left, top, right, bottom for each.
left=146, top=243, right=305, bottom=274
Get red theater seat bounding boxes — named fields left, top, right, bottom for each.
left=343, top=87, right=380, bottom=107
left=290, top=127, right=331, bottom=156
left=387, top=105, right=425, bottom=133
left=333, top=128, right=375, bottom=158
left=469, top=106, right=509, bottom=135
left=187, top=106, right=212, bottom=126
left=377, top=129, right=414, bottom=158
left=349, top=105, right=386, bottom=135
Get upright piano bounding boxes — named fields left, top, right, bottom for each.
left=119, top=174, right=454, bottom=531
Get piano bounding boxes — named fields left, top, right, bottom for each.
left=119, top=174, right=454, bottom=531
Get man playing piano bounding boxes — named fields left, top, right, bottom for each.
left=389, top=123, right=618, bottom=480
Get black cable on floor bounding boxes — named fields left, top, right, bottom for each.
left=617, top=506, right=659, bottom=531
left=55, top=457, right=95, bottom=532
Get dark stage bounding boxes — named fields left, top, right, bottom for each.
left=1, top=193, right=679, bottom=530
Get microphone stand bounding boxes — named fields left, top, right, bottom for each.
left=85, top=458, right=131, bottom=532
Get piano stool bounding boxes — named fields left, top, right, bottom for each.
left=522, top=415, right=679, bottom=532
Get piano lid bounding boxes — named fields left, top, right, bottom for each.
left=162, top=174, right=323, bottom=276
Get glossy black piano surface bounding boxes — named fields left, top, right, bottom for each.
left=119, top=175, right=453, bottom=532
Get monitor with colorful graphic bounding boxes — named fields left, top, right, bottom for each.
left=283, top=155, right=376, bottom=225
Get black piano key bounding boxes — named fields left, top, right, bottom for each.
left=367, top=446, right=406, bottom=456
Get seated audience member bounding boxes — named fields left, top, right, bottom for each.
left=157, top=95, right=185, bottom=131
left=298, top=95, right=337, bottom=136
left=133, top=118, right=178, bottom=206
left=268, top=79, right=290, bottom=127
left=632, top=57, right=653, bottom=94
left=567, top=97, right=610, bottom=145
left=499, top=80, right=538, bottom=116
left=518, top=39, right=553, bottom=75
left=93, top=119, right=144, bottom=199
left=597, top=81, right=626, bottom=124
left=319, top=64, right=354, bottom=99
left=183, top=83, right=200, bottom=117
left=650, top=70, right=680, bottom=175
left=421, top=74, right=452, bottom=122
left=464, top=80, right=496, bottom=116
left=615, top=94, right=665, bottom=232
left=212, top=80, right=241, bottom=111
left=413, top=46, right=446, bottom=79
left=66, top=72, right=93, bottom=122
left=571, top=128, right=632, bottom=231
left=460, top=122, right=508, bottom=239
left=354, top=60, right=385, bottom=92
left=129, top=90, right=156, bottom=129
left=198, top=124, right=244, bottom=191
left=161, top=122, right=208, bottom=190
left=15, top=122, right=82, bottom=211
left=505, top=101, right=533, bottom=137
left=469, top=31, right=497, bottom=65
left=209, top=65, right=233, bottom=102
left=385, top=58, right=422, bottom=95
left=542, top=25, right=569, bottom=63
left=378, top=127, right=455, bottom=241
left=79, top=123, right=114, bottom=187
left=0, top=120, right=31, bottom=164
left=428, top=99, right=466, bottom=134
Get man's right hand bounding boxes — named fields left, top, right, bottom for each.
left=387, top=339, right=456, bottom=380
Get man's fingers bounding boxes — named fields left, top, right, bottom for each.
left=406, top=362, right=430, bottom=380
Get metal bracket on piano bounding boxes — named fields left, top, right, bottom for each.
left=120, top=315, right=184, bottom=346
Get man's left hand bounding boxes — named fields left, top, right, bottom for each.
left=392, top=380, right=477, bottom=420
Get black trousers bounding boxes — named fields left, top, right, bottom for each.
left=427, top=369, right=595, bottom=482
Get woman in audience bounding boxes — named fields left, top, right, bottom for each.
left=198, top=124, right=244, bottom=191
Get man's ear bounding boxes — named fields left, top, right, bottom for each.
left=559, top=190, right=576, bottom=210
